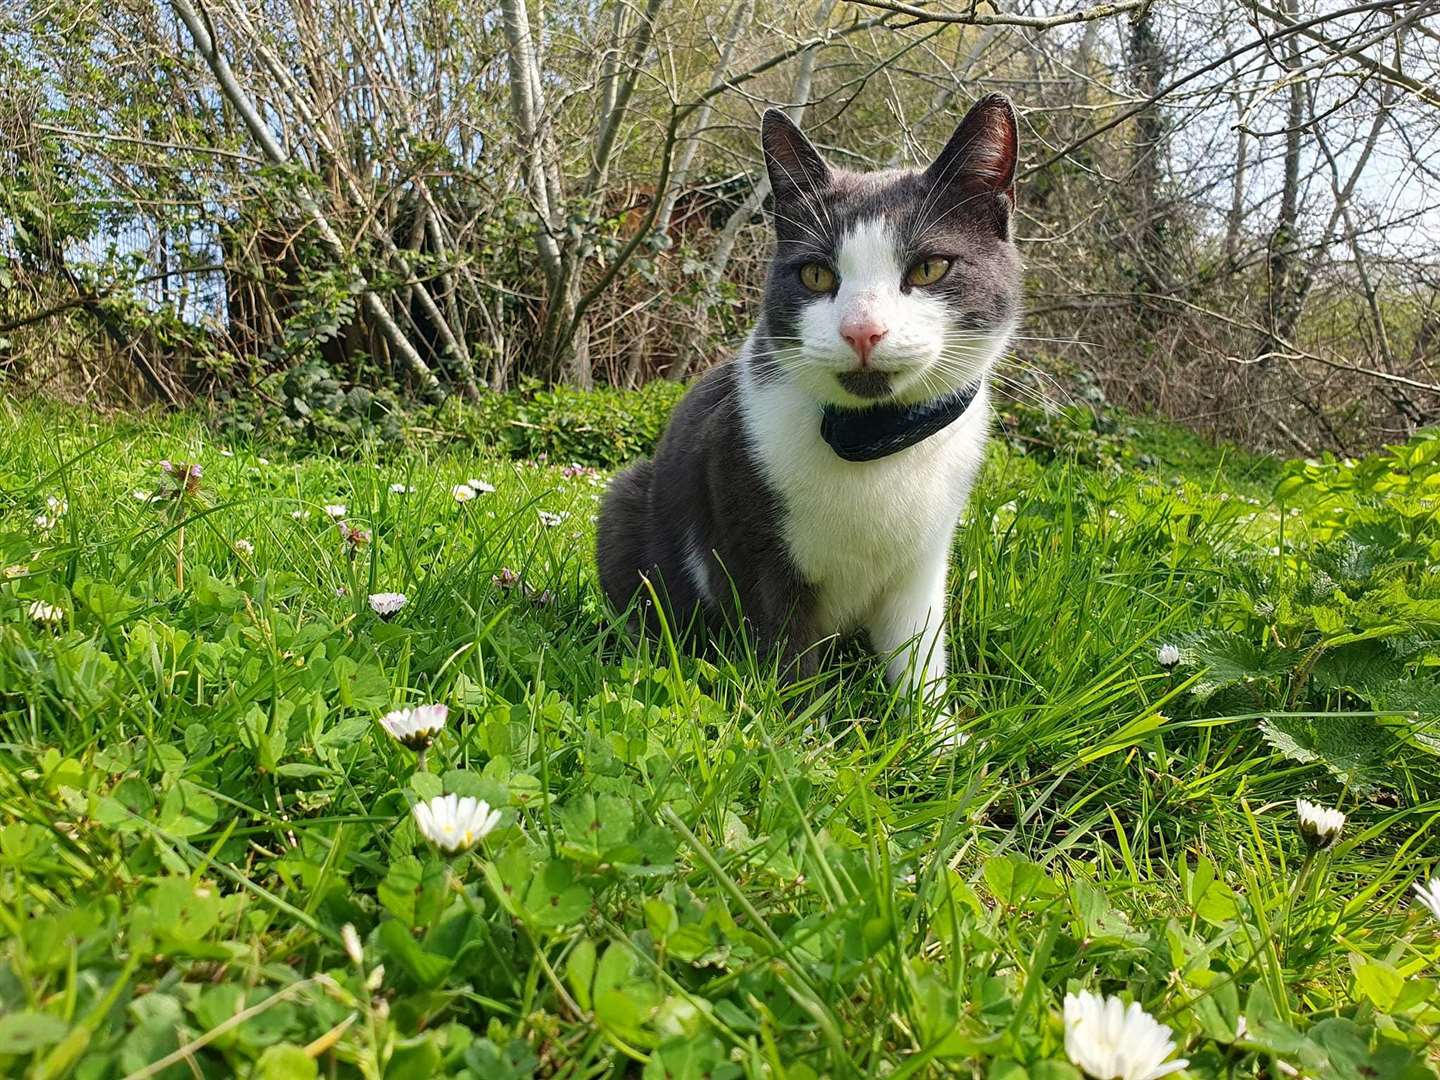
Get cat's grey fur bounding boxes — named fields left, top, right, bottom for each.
left=598, top=94, right=1022, bottom=687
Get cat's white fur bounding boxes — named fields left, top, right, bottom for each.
left=738, top=215, right=1011, bottom=704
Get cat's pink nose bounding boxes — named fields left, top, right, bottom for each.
left=840, top=319, right=887, bottom=365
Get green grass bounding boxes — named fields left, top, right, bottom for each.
left=1, top=395, right=1438, bottom=1079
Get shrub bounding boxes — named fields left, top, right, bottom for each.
left=443, top=380, right=686, bottom=467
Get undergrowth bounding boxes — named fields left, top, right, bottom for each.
left=1, top=394, right=1438, bottom=1078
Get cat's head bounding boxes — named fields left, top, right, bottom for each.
left=756, top=94, right=1022, bottom=408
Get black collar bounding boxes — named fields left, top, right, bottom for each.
left=820, top=382, right=981, bottom=462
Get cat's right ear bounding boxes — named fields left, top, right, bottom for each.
left=762, top=109, right=831, bottom=202
left=925, top=93, right=1018, bottom=204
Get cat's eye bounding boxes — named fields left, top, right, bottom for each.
left=906, top=257, right=952, bottom=287
left=798, top=263, right=836, bottom=293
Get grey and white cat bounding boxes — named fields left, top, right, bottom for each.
left=597, top=94, right=1021, bottom=716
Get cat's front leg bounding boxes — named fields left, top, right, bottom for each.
left=867, top=552, right=951, bottom=705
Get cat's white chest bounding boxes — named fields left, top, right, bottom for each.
left=741, top=371, right=989, bottom=635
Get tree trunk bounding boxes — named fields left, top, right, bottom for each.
left=1124, top=5, right=1169, bottom=315
left=1265, top=0, right=1306, bottom=350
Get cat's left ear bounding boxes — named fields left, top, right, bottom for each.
left=762, top=109, right=832, bottom=203
left=925, top=93, right=1019, bottom=207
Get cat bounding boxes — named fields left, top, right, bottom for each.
left=597, top=94, right=1021, bottom=722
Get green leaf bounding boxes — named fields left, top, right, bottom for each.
left=0, top=1011, right=69, bottom=1054
left=330, top=655, right=389, bottom=709
left=251, top=1043, right=318, bottom=1080
left=982, top=855, right=1060, bottom=908
left=567, top=936, right=597, bottom=1012
left=463, top=1038, right=540, bottom=1080
left=524, top=859, right=591, bottom=930
left=158, top=779, right=219, bottom=838
left=1259, top=716, right=1390, bottom=793
left=376, top=920, right=453, bottom=988
left=1350, top=953, right=1403, bottom=1011
left=1181, top=628, right=1298, bottom=700
left=386, top=1034, right=442, bottom=1079
left=378, top=856, right=448, bottom=928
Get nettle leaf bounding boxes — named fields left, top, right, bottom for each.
left=1182, top=629, right=1299, bottom=701
left=1379, top=681, right=1440, bottom=753
left=1310, top=640, right=1407, bottom=698
left=1259, top=716, right=1392, bottom=793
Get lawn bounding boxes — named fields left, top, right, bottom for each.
left=2, top=394, right=1438, bottom=1079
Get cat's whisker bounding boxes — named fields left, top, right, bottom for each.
left=986, top=363, right=1071, bottom=410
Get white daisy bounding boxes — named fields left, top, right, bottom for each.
left=538, top=510, right=566, bottom=528
left=258, top=457, right=270, bottom=466
left=28, top=600, right=63, bottom=625
left=411, top=794, right=502, bottom=853
left=1064, top=990, right=1188, bottom=1080
left=46, top=496, right=68, bottom=515
left=1296, top=798, right=1345, bottom=849
left=389, top=483, right=414, bottom=495
left=368, top=592, right=408, bottom=619
left=1156, top=644, right=1180, bottom=668
left=466, top=479, right=496, bottom=494
left=324, top=504, right=347, bottom=519
left=34, top=513, right=59, bottom=530
left=235, top=539, right=255, bottom=556
left=341, top=923, right=364, bottom=966
left=380, top=703, right=448, bottom=750
left=291, top=509, right=308, bottom=520
left=1411, top=877, right=1440, bottom=924
left=451, top=483, right=477, bottom=503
